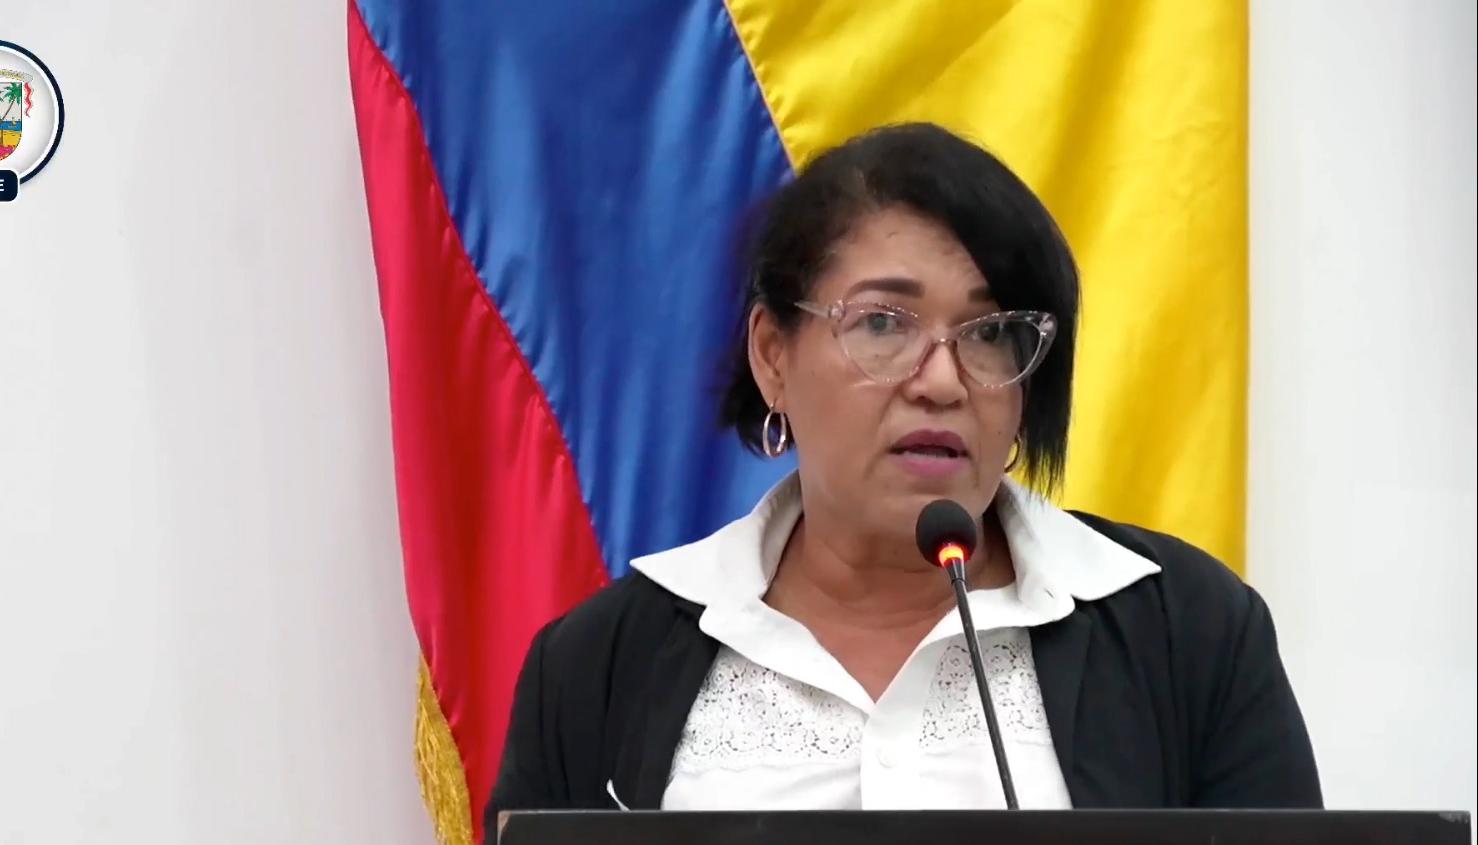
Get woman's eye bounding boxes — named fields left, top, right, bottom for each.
left=861, top=312, right=903, bottom=334
left=967, top=322, right=1003, bottom=343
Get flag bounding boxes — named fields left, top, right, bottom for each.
left=347, top=1, right=1246, bottom=842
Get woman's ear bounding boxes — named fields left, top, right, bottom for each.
left=748, top=304, right=786, bottom=410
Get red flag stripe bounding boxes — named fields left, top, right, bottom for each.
left=347, top=4, right=609, bottom=838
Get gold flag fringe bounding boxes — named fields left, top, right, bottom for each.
left=416, top=658, right=474, bottom=845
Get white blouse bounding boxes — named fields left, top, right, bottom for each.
left=629, top=472, right=1159, bottom=812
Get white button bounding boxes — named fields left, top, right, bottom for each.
left=875, top=747, right=895, bottom=768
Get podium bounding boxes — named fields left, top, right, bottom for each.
left=497, top=809, right=1471, bottom=844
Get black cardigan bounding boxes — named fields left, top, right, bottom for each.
left=486, top=513, right=1321, bottom=834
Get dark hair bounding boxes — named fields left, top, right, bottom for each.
left=718, top=122, right=1080, bottom=492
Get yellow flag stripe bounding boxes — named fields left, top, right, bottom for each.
left=726, top=0, right=1248, bottom=570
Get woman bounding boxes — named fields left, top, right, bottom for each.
left=486, top=123, right=1321, bottom=826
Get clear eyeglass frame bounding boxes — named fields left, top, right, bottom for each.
left=792, top=299, right=1058, bottom=389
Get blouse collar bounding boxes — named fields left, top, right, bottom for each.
left=632, top=470, right=1161, bottom=621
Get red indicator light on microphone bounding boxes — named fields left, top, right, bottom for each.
left=936, top=542, right=967, bottom=568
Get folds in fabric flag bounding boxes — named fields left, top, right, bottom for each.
left=347, top=1, right=1246, bottom=842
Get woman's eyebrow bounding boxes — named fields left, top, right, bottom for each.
left=842, top=277, right=924, bottom=299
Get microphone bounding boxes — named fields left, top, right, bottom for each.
left=915, top=499, right=1020, bottom=810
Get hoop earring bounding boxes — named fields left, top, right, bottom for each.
left=762, top=406, right=790, bottom=458
left=1004, top=435, right=1024, bottom=473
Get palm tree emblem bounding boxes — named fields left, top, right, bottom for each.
left=0, top=79, right=22, bottom=162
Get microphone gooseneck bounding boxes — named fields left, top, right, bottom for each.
left=915, top=498, right=1020, bottom=810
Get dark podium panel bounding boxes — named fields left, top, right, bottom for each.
left=498, top=809, right=1471, bottom=845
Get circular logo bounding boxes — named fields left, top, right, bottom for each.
left=0, top=40, right=64, bottom=183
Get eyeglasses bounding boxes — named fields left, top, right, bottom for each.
left=793, top=300, right=1057, bottom=389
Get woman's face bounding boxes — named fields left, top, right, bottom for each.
left=750, top=206, right=1023, bottom=545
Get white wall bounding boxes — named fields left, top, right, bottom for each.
left=1249, top=0, right=1477, bottom=823
left=0, top=2, right=430, bottom=843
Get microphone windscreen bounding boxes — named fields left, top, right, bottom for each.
left=915, top=499, right=978, bottom=566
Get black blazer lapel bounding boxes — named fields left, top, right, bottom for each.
left=1031, top=609, right=1092, bottom=786
left=608, top=604, right=718, bottom=810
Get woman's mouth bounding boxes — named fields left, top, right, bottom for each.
left=889, top=430, right=971, bottom=477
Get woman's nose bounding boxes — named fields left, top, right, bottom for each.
left=903, top=340, right=969, bottom=405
